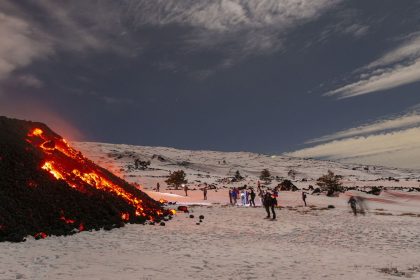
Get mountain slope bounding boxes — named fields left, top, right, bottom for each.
left=74, top=142, right=420, bottom=191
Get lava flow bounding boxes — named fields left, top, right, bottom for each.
left=0, top=116, right=171, bottom=242
left=26, top=127, right=167, bottom=222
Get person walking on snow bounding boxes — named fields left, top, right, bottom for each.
left=348, top=196, right=357, bottom=216
left=302, top=191, right=307, bottom=206
left=264, top=192, right=277, bottom=220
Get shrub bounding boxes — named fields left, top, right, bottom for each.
left=165, top=170, right=187, bottom=190
left=316, top=170, right=343, bottom=196
left=260, top=169, right=271, bottom=184
left=232, top=170, right=244, bottom=182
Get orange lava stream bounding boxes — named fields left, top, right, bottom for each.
left=27, top=128, right=163, bottom=220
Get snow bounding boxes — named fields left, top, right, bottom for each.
left=2, top=142, right=420, bottom=279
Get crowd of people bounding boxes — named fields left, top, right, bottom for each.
left=155, top=182, right=366, bottom=220
left=227, top=184, right=281, bottom=220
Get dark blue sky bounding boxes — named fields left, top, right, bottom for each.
left=1, top=0, right=420, bottom=167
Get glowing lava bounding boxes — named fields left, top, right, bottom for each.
left=26, top=127, right=168, bottom=223
left=42, top=161, right=64, bottom=180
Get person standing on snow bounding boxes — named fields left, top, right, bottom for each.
left=245, top=189, right=250, bottom=205
left=250, top=189, right=256, bottom=207
left=203, top=186, right=208, bottom=200
left=156, top=182, right=160, bottom=192
left=183, top=184, right=188, bottom=197
left=232, top=188, right=238, bottom=205
left=257, top=186, right=264, bottom=206
left=240, top=190, right=246, bottom=206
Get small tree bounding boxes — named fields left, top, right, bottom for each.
left=165, top=170, right=187, bottom=190
left=233, top=170, right=244, bottom=181
left=288, top=169, right=297, bottom=180
left=260, top=169, right=271, bottom=184
left=134, top=159, right=150, bottom=170
left=316, top=170, right=343, bottom=196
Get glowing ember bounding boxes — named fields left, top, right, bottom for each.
left=121, top=213, right=130, bottom=221
left=34, top=232, right=47, bottom=239
left=30, top=128, right=43, bottom=136
left=42, top=161, right=64, bottom=180
left=60, top=215, right=76, bottom=224
left=170, top=209, right=177, bottom=215
left=40, top=140, right=55, bottom=151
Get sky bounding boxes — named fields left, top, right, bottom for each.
left=1, top=0, right=420, bottom=169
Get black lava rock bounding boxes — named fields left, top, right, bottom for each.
left=0, top=116, right=168, bottom=242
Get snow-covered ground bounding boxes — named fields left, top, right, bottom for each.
left=2, top=142, right=420, bottom=280
left=73, top=142, right=420, bottom=192
left=1, top=201, right=420, bottom=280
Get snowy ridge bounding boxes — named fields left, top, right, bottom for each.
left=73, top=142, right=420, bottom=189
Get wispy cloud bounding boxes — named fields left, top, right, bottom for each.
left=15, top=74, right=44, bottom=88
left=127, top=0, right=342, bottom=55
left=287, top=127, right=420, bottom=169
left=288, top=109, right=420, bottom=169
left=326, top=31, right=420, bottom=98
left=308, top=111, right=420, bottom=144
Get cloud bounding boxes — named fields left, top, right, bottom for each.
left=308, top=111, right=420, bottom=143
left=288, top=110, right=420, bottom=169
left=15, top=74, right=44, bottom=88
left=0, top=0, right=139, bottom=82
left=326, top=32, right=420, bottom=98
left=287, top=127, right=420, bottom=169
left=128, top=0, right=341, bottom=33
left=342, top=23, right=369, bottom=38
left=0, top=12, right=52, bottom=80
left=124, top=0, right=343, bottom=76
left=0, top=0, right=342, bottom=83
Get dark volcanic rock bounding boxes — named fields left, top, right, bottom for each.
left=278, top=180, right=299, bottom=191
left=0, top=116, right=169, bottom=242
